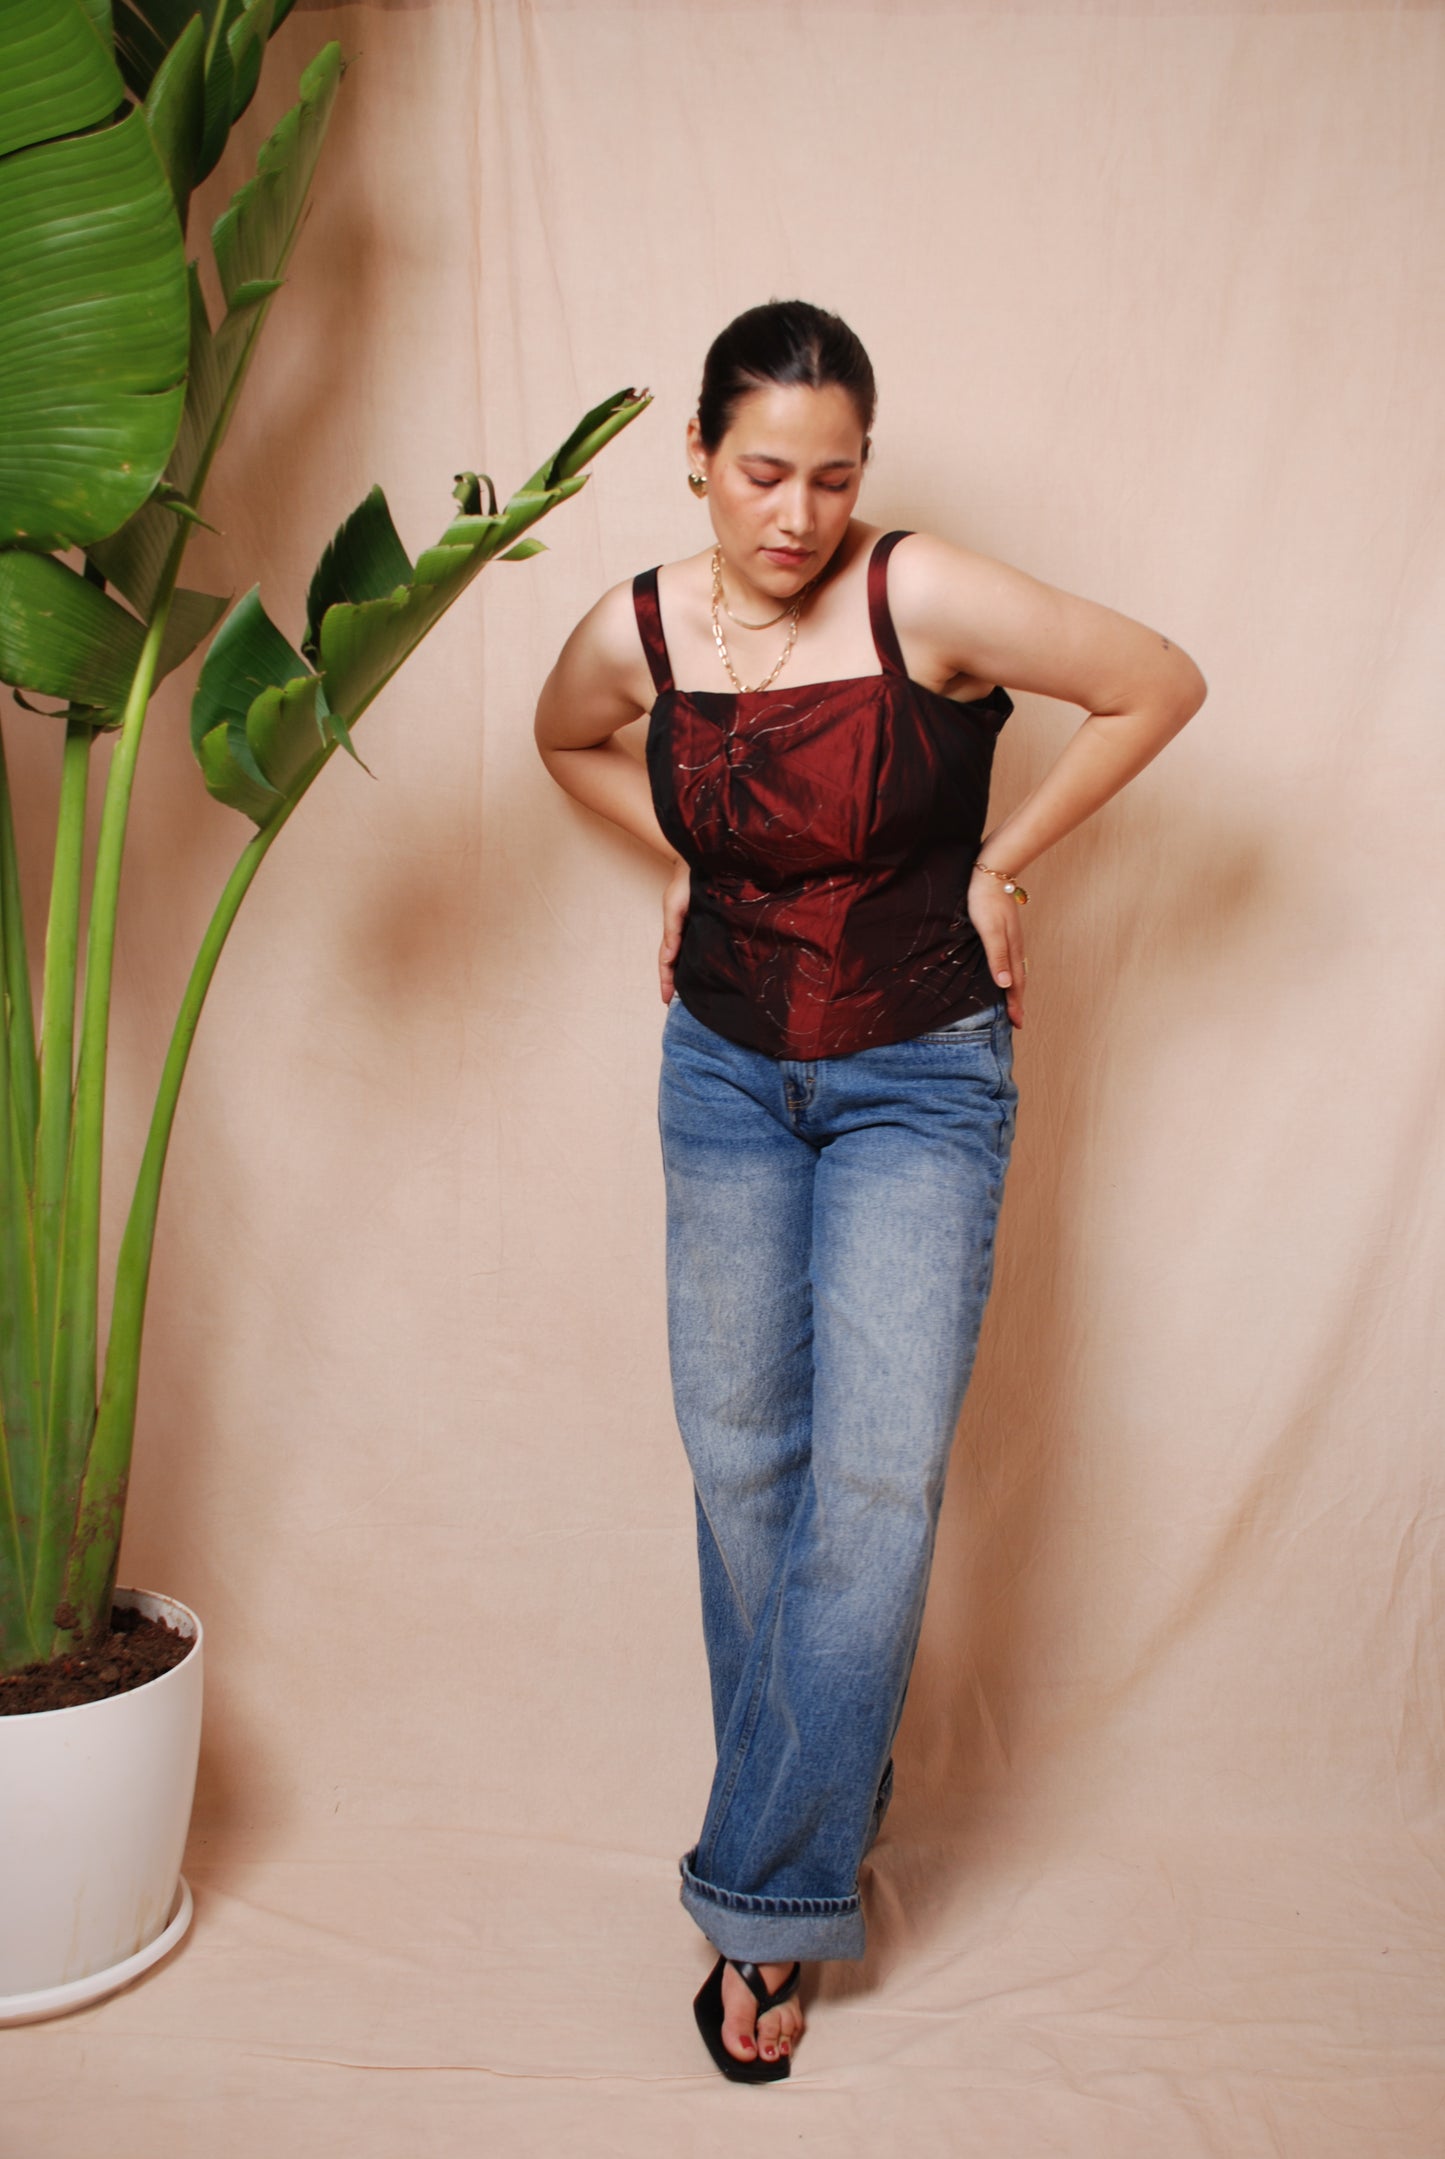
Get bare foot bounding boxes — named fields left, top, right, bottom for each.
left=719, top=1959, right=806, bottom=2066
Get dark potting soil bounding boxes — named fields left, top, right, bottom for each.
left=0, top=1605, right=194, bottom=1715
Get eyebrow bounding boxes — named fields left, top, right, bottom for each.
left=737, top=453, right=859, bottom=473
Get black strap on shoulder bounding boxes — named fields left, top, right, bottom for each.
left=867, top=529, right=912, bottom=676
left=632, top=566, right=674, bottom=695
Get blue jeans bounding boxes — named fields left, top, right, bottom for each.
left=657, top=994, right=1019, bottom=1962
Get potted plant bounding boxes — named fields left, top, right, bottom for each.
left=0, top=0, right=646, bottom=2022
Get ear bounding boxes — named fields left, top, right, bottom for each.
left=685, top=414, right=706, bottom=469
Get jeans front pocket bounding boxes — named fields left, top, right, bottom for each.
left=913, top=999, right=1006, bottom=1043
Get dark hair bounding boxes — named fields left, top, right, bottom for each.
left=696, top=300, right=877, bottom=454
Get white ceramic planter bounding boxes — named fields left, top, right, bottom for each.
left=0, top=1587, right=202, bottom=2025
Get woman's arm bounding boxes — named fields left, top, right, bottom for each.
left=893, top=534, right=1209, bottom=1027
left=534, top=581, right=692, bottom=1002
left=534, top=581, right=675, bottom=857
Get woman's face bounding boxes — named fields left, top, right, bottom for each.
left=687, top=381, right=867, bottom=601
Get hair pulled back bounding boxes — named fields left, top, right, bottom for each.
left=696, top=300, right=876, bottom=455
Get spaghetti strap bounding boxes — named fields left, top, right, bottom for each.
left=632, top=566, right=674, bottom=696
left=867, top=529, right=913, bottom=677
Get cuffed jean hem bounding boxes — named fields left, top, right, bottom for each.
left=679, top=1850, right=868, bottom=1962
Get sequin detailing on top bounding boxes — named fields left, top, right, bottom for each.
left=640, top=530, right=1012, bottom=1062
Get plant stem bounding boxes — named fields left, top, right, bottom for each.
left=0, top=1040, right=43, bottom=1668
left=28, top=563, right=181, bottom=1645
left=0, top=722, right=38, bottom=1174
left=0, top=1130, right=41, bottom=1664
left=34, top=720, right=91, bottom=1395
left=0, top=720, right=43, bottom=1664
left=61, top=764, right=320, bottom=1631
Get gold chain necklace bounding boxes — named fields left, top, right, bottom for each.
left=719, top=584, right=792, bottom=630
left=710, top=547, right=810, bottom=692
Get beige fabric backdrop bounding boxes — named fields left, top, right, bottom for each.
left=9, top=0, right=1444, bottom=2150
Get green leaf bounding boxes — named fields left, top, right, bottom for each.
left=77, top=475, right=217, bottom=621
left=0, top=553, right=144, bottom=722
left=312, top=675, right=371, bottom=773
left=152, top=481, right=218, bottom=531
left=213, top=40, right=343, bottom=309
left=501, top=539, right=547, bottom=562
left=194, top=389, right=652, bottom=824
left=157, top=586, right=229, bottom=681
left=190, top=584, right=310, bottom=761
left=138, top=41, right=349, bottom=809
left=111, top=0, right=292, bottom=138
left=194, top=723, right=277, bottom=823
left=225, top=276, right=284, bottom=309
left=0, top=552, right=224, bottom=719
left=543, top=386, right=652, bottom=486
left=86, top=47, right=342, bottom=613
left=195, top=0, right=235, bottom=184
left=302, top=485, right=412, bottom=663
left=86, top=266, right=219, bottom=617
left=143, top=11, right=206, bottom=226
left=225, top=0, right=273, bottom=126
left=0, top=0, right=124, bottom=161
left=452, top=472, right=498, bottom=518
left=78, top=0, right=116, bottom=53
left=0, top=107, right=188, bottom=551
left=313, top=522, right=499, bottom=723
left=112, top=0, right=207, bottom=105
left=246, top=671, right=326, bottom=791
left=190, top=583, right=326, bottom=805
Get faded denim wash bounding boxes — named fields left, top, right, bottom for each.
left=658, top=992, right=1019, bottom=1963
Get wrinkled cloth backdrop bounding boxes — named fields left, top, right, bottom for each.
left=9, top=0, right=1444, bottom=2151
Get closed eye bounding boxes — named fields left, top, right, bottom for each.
left=745, top=477, right=851, bottom=493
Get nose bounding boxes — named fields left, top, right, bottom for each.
left=776, top=480, right=812, bottom=538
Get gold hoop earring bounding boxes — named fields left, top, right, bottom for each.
left=687, top=471, right=708, bottom=497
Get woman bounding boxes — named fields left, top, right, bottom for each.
left=534, top=300, right=1206, bottom=2082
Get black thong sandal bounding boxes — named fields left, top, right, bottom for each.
left=692, top=1954, right=802, bottom=2083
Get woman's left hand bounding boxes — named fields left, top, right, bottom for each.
left=967, top=866, right=1027, bottom=1029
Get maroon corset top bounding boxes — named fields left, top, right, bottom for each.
left=640, top=528, right=1012, bottom=1061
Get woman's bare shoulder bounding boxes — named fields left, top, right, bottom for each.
left=535, top=573, right=657, bottom=742
left=885, top=528, right=1020, bottom=612
left=884, top=527, right=1207, bottom=713
left=559, top=572, right=652, bottom=678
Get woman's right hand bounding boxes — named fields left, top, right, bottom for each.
left=967, top=863, right=1027, bottom=1029
left=660, top=856, right=691, bottom=1004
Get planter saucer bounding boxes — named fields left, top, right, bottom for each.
left=0, top=1875, right=193, bottom=2027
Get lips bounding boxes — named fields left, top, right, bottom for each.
left=763, top=547, right=810, bottom=566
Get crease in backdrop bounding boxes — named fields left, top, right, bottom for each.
left=7, top=0, right=1443, bottom=2150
